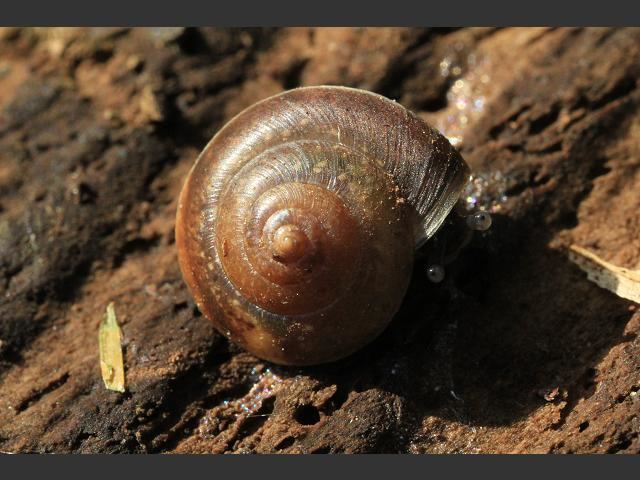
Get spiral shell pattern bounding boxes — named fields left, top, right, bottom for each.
left=176, top=86, right=469, bottom=365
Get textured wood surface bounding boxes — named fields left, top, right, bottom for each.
left=0, top=27, right=639, bottom=453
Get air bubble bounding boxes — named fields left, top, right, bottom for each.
left=467, top=211, right=492, bottom=231
left=426, top=265, right=445, bottom=283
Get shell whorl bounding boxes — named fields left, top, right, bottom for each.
left=176, top=86, right=470, bottom=365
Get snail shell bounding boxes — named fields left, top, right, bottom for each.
left=176, top=86, right=469, bottom=366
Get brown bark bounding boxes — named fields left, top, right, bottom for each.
left=0, top=27, right=638, bottom=453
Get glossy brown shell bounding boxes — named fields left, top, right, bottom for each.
left=176, top=86, right=469, bottom=365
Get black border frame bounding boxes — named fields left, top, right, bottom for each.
left=2, top=453, right=640, bottom=478
left=1, top=0, right=639, bottom=26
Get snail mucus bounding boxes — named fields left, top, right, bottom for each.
left=176, top=85, right=490, bottom=366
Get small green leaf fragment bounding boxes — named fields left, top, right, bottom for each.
left=99, top=302, right=126, bottom=393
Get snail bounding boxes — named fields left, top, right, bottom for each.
left=176, top=85, right=485, bottom=366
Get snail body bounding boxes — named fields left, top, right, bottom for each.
left=176, top=86, right=470, bottom=365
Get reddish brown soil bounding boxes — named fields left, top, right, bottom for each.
left=0, top=27, right=638, bottom=453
